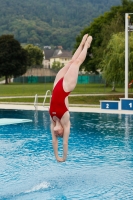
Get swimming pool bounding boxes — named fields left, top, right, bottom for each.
left=0, top=109, right=133, bottom=200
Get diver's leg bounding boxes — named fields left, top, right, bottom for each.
left=53, top=34, right=88, bottom=86
left=63, top=36, right=92, bottom=92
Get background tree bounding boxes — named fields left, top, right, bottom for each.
left=100, top=32, right=133, bottom=90
left=0, top=34, right=28, bottom=84
left=52, top=61, right=64, bottom=70
left=0, top=0, right=121, bottom=49
left=24, top=44, right=43, bottom=68
left=73, top=0, right=133, bottom=73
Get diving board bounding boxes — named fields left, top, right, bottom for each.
left=0, top=118, right=32, bottom=126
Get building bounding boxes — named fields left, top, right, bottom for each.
left=50, top=49, right=72, bottom=68
left=42, top=49, right=55, bottom=68
left=43, top=48, right=72, bottom=68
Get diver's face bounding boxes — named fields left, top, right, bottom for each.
left=54, top=122, right=64, bottom=137
left=54, top=129, right=64, bottom=137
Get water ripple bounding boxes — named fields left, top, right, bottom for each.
left=1, top=110, right=133, bottom=199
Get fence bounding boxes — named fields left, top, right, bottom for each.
left=13, top=67, right=105, bottom=84
left=14, top=75, right=105, bottom=84
left=78, top=75, right=105, bottom=84
left=13, top=76, right=56, bottom=83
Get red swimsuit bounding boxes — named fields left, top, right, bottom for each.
left=49, top=78, right=70, bottom=120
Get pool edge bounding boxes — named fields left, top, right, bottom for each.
left=0, top=103, right=133, bottom=115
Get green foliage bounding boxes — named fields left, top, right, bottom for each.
left=74, top=0, right=133, bottom=72
left=24, top=44, right=43, bottom=67
left=52, top=61, right=64, bottom=70
left=101, top=32, right=133, bottom=83
left=0, top=0, right=121, bottom=49
left=0, top=34, right=28, bottom=84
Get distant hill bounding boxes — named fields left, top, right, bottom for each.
left=0, top=0, right=121, bottom=49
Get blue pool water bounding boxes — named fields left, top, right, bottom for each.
left=0, top=109, right=133, bottom=200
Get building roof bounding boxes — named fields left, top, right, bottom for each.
left=52, top=50, right=72, bottom=58
left=53, top=49, right=62, bottom=57
left=44, top=49, right=72, bottom=60
left=44, top=49, right=55, bottom=60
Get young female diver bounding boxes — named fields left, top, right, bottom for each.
left=49, top=34, right=93, bottom=162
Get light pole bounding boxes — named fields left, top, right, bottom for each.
left=125, top=13, right=133, bottom=98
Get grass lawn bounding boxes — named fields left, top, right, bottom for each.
left=1, top=94, right=133, bottom=105
left=0, top=82, right=128, bottom=96
left=0, top=83, right=53, bottom=96
left=0, top=83, right=133, bottom=105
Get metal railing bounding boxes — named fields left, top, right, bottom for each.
left=34, top=94, right=38, bottom=110
left=34, top=90, right=51, bottom=110
left=43, top=90, right=51, bottom=108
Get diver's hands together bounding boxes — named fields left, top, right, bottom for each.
left=57, top=156, right=65, bottom=162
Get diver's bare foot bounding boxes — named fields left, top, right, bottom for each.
left=84, top=36, right=92, bottom=48
left=80, top=34, right=88, bottom=46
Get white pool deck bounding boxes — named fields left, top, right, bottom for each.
left=0, top=103, right=133, bottom=115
